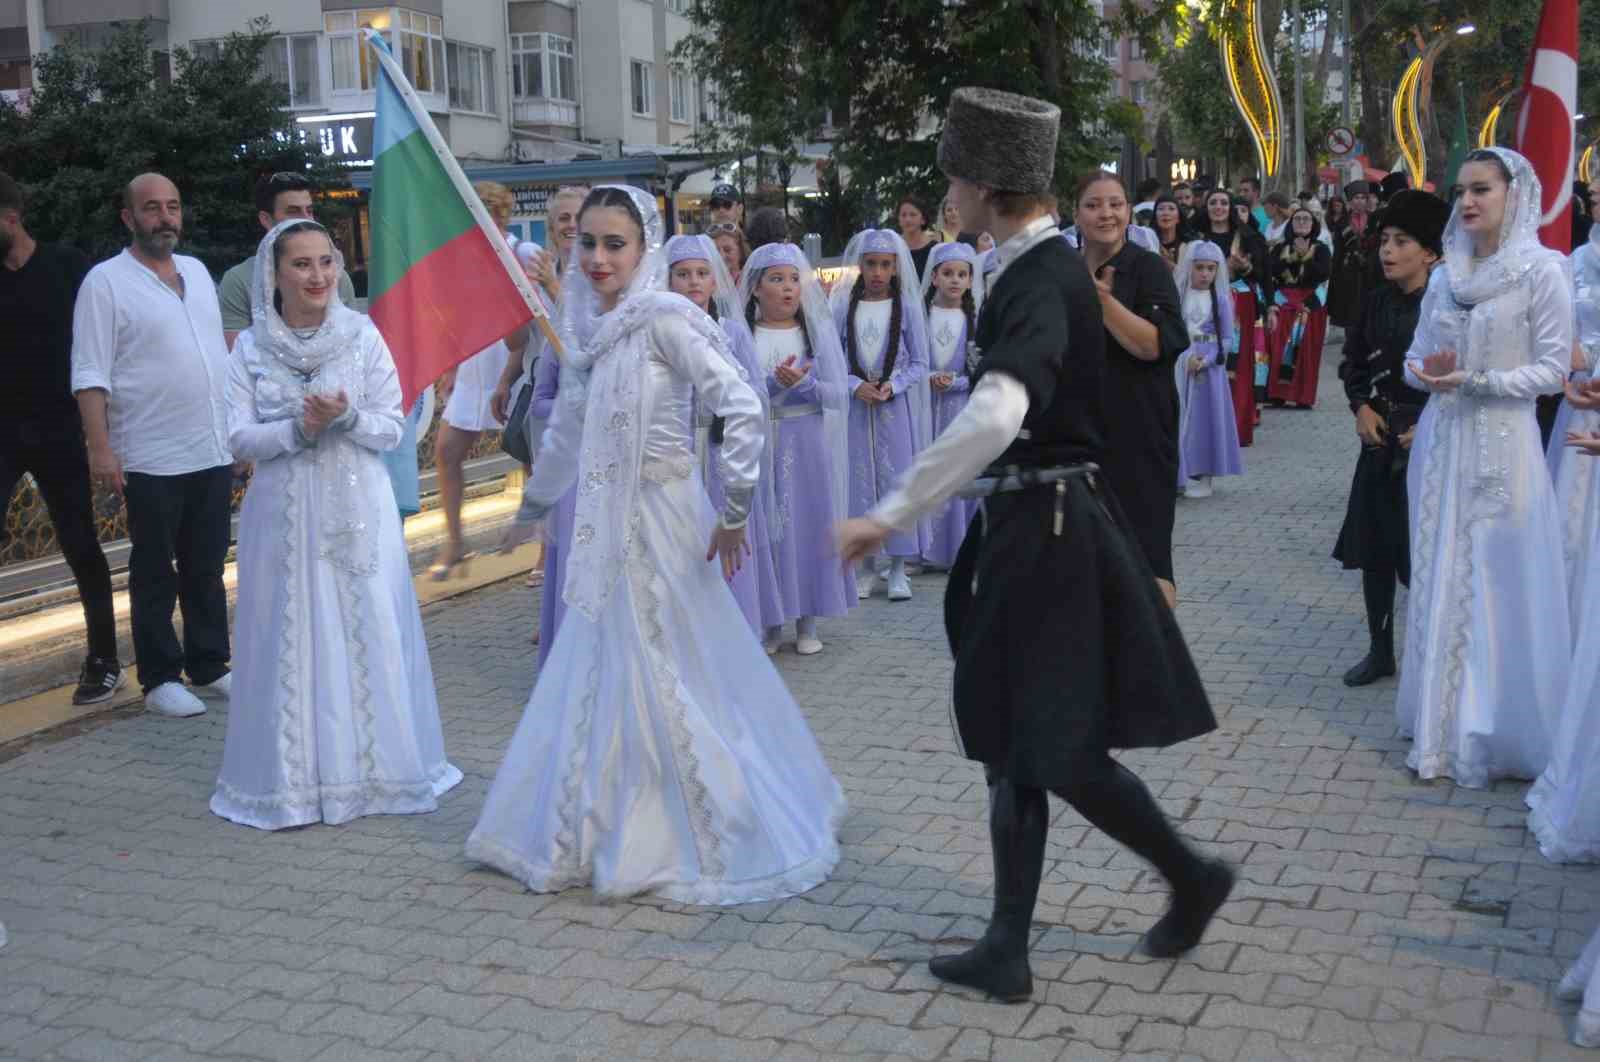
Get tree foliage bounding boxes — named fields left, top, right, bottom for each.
left=0, top=19, right=349, bottom=275
left=675, top=0, right=1141, bottom=249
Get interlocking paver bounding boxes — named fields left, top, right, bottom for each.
left=4, top=349, right=1600, bottom=1060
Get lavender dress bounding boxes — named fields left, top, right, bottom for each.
left=1175, top=289, right=1245, bottom=482
left=697, top=320, right=785, bottom=633
left=841, top=299, right=929, bottom=558
left=531, top=350, right=578, bottom=670
left=754, top=325, right=856, bottom=620
left=922, top=305, right=978, bottom=567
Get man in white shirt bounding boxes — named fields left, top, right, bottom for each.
left=72, top=173, right=234, bottom=719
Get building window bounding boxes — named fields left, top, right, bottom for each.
left=193, top=34, right=320, bottom=107
left=511, top=33, right=575, bottom=102
left=630, top=59, right=653, bottom=116
left=666, top=0, right=687, bottom=12
left=697, top=78, right=719, bottom=124
left=1131, top=80, right=1148, bottom=104
left=1102, top=37, right=1117, bottom=60
left=1130, top=38, right=1143, bottom=60
left=326, top=8, right=443, bottom=95
left=446, top=41, right=494, bottom=113
left=669, top=66, right=688, bottom=123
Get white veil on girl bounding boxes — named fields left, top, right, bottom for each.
left=919, top=241, right=984, bottom=376
left=738, top=242, right=851, bottom=526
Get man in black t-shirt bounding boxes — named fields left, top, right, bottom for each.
left=0, top=172, right=122, bottom=703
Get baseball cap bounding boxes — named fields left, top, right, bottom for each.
left=710, top=183, right=740, bottom=204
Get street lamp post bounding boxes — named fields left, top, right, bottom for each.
left=1293, top=0, right=1306, bottom=192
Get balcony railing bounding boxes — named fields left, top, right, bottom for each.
left=514, top=96, right=579, bottom=128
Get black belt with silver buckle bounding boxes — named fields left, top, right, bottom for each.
left=959, top=462, right=1099, bottom=499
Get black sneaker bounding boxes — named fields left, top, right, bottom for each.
left=72, top=656, right=126, bottom=706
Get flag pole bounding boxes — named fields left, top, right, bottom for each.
left=363, top=28, right=564, bottom=361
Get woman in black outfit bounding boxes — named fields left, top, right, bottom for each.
left=1152, top=192, right=1193, bottom=271
left=1200, top=190, right=1272, bottom=446
left=1072, top=170, right=1189, bottom=607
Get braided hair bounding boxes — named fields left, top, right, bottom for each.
left=844, top=273, right=903, bottom=384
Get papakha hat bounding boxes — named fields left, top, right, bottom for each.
left=938, top=88, right=1061, bottom=195
left=1377, top=189, right=1450, bottom=256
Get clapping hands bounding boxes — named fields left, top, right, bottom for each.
left=301, top=390, right=350, bottom=438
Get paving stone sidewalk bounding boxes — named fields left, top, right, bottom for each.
left=2, top=351, right=1598, bottom=1062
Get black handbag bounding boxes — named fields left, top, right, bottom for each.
left=500, top=378, right=536, bottom=464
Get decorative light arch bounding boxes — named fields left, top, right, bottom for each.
left=1220, top=0, right=1284, bottom=181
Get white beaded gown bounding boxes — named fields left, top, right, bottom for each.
left=466, top=187, right=845, bottom=904
left=212, top=223, right=461, bottom=829
left=1525, top=225, right=1600, bottom=863
left=1397, top=148, right=1571, bottom=789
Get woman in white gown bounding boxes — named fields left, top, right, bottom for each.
left=465, top=186, right=845, bottom=904
left=1548, top=218, right=1600, bottom=633
left=1524, top=225, right=1600, bottom=864
left=1398, top=148, right=1572, bottom=788
left=212, top=220, right=462, bottom=829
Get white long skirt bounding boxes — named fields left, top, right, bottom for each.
left=1558, top=926, right=1600, bottom=1046
left=1526, top=479, right=1600, bottom=861
left=441, top=340, right=509, bottom=432
left=466, top=471, right=845, bottom=905
left=212, top=453, right=462, bottom=830
left=1398, top=397, right=1569, bottom=788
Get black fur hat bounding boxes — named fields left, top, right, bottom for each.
left=1377, top=189, right=1450, bottom=256
left=937, top=88, right=1061, bottom=195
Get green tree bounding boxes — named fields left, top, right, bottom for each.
left=0, top=18, right=349, bottom=275
left=676, top=0, right=1141, bottom=250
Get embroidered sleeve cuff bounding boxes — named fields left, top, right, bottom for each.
left=721, top=487, right=753, bottom=530
left=329, top=406, right=359, bottom=432
left=291, top=419, right=318, bottom=449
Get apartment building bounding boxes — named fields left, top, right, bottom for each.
left=1, top=1, right=713, bottom=162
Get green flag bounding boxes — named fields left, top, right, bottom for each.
left=1443, top=84, right=1471, bottom=193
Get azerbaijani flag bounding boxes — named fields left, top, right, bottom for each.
left=365, top=30, right=543, bottom=409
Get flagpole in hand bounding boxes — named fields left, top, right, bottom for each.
left=363, top=28, right=564, bottom=362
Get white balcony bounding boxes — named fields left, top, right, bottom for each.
left=514, top=96, right=579, bottom=128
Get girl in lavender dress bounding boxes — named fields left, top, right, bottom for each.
left=919, top=242, right=983, bottom=567
left=664, top=234, right=783, bottom=638
left=737, top=243, right=855, bottom=654
left=830, top=230, right=932, bottom=602
left=1173, top=241, right=1244, bottom=498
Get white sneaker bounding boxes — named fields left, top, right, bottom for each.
left=145, top=681, right=206, bottom=718
left=888, top=568, right=912, bottom=601
left=762, top=627, right=782, bottom=655
left=856, top=575, right=874, bottom=600
left=192, top=672, right=232, bottom=701
left=1185, top=476, right=1213, bottom=499
left=796, top=634, right=823, bottom=655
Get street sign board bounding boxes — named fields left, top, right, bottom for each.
left=1327, top=127, right=1356, bottom=156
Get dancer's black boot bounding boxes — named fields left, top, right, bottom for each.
left=929, top=775, right=1046, bottom=1001
left=1055, top=757, right=1235, bottom=959
left=1343, top=569, right=1397, bottom=687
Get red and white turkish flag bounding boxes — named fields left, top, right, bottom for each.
left=1515, top=0, right=1578, bottom=253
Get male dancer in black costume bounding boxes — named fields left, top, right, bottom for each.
left=1333, top=189, right=1450, bottom=686
left=838, top=87, right=1232, bottom=1002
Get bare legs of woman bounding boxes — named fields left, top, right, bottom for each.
left=431, top=421, right=477, bottom=580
